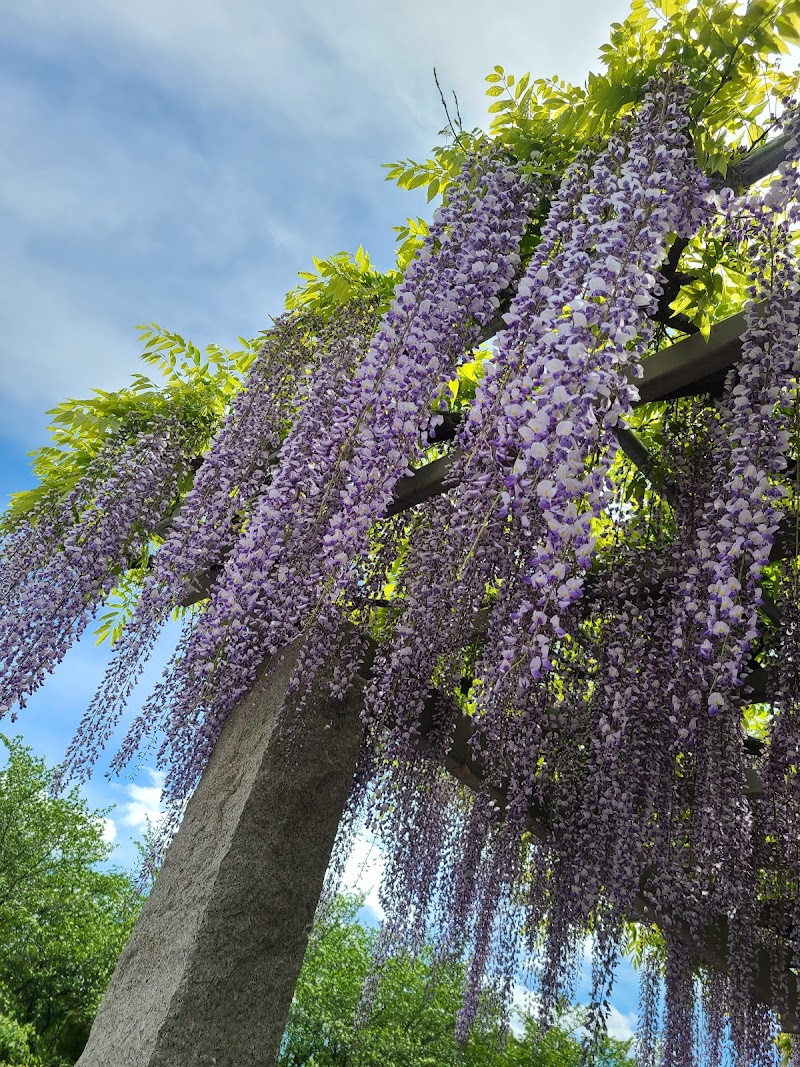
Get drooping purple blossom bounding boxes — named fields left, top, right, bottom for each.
left=62, top=308, right=376, bottom=782
left=109, top=144, right=536, bottom=808
left=341, top=81, right=798, bottom=1059
left=0, top=416, right=189, bottom=717
left=349, top=76, right=716, bottom=1039
left=3, top=70, right=799, bottom=1067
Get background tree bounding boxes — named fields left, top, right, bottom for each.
left=0, top=731, right=635, bottom=1067
left=0, top=737, right=141, bottom=1067
left=280, top=893, right=634, bottom=1067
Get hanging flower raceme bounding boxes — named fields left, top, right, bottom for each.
left=60, top=309, right=366, bottom=782
left=100, top=303, right=383, bottom=788
left=334, top=81, right=800, bottom=1058
left=359, top=142, right=603, bottom=769
left=0, top=415, right=190, bottom=715
left=475, top=76, right=711, bottom=709
left=687, top=114, right=800, bottom=722
left=608, top=109, right=800, bottom=1050
left=349, top=71, right=723, bottom=1038
left=367, top=75, right=708, bottom=788
left=365, top=75, right=710, bottom=780
left=108, top=143, right=536, bottom=810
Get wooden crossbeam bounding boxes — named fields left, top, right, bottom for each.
left=725, top=132, right=791, bottom=191
left=391, top=308, right=751, bottom=513
left=637, top=310, right=746, bottom=401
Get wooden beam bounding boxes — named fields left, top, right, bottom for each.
left=726, top=132, right=791, bottom=191
left=386, top=454, right=459, bottom=517
left=635, top=311, right=746, bottom=402
left=614, top=426, right=678, bottom=507
left=390, top=308, right=751, bottom=515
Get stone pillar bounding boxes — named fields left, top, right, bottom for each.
left=78, top=647, right=364, bottom=1067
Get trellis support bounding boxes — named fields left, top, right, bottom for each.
left=77, top=647, right=363, bottom=1067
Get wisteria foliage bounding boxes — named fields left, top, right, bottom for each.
left=4, top=74, right=800, bottom=1065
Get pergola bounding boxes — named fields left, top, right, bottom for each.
left=74, top=135, right=800, bottom=1066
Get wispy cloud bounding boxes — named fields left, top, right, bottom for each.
left=100, top=816, right=117, bottom=843
left=509, top=980, right=539, bottom=1035
left=0, top=58, right=324, bottom=441
left=0, top=0, right=630, bottom=444
left=606, top=1004, right=637, bottom=1042
left=1, top=0, right=627, bottom=137
left=113, top=768, right=166, bottom=835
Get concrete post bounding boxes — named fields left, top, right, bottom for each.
left=77, top=647, right=364, bottom=1067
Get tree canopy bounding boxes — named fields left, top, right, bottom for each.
left=3, top=2, right=800, bottom=1064
left=0, top=736, right=141, bottom=1066
left=281, top=894, right=635, bottom=1067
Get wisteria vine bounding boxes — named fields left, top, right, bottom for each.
left=3, top=71, right=800, bottom=1066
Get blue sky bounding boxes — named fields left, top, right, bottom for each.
left=0, top=0, right=640, bottom=1040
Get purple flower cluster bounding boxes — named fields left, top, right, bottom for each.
left=104, top=303, right=383, bottom=794
left=62, top=311, right=335, bottom=781
left=686, top=124, right=800, bottom=720
left=366, top=80, right=705, bottom=761
left=107, top=145, right=535, bottom=807
left=7, top=69, right=800, bottom=1067
left=332, top=80, right=800, bottom=1059
left=478, top=78, right=710, bottom=693
left=0, top=417, right=188, bottom=718
left=345, top=75, right=710, bottom=1045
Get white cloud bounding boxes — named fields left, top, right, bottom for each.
left=341, top=834, right=385, bottom=921
left=0, top=0, right=631, bottom=141
left=0, top=67, right=316, bottom=439
left=114, top=768, right=166, bottom=834
left=508, top=981, right=636, bottom=1042
left=100, top=816, right=117, bottom=843
left=0, top=267, right=138, bottom=442
left=606, top=1004, right=637, bottom=1042
left=509, top=979, right=540, bottom=1036
left=0, top=0, right=635, bottom=445
left=569, top=1000, right=638, bottom=1044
